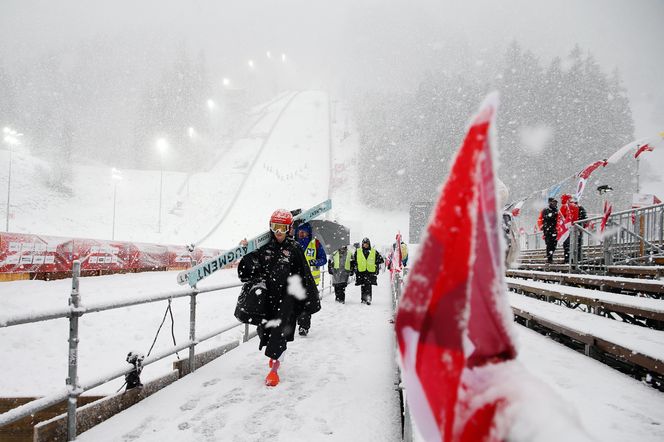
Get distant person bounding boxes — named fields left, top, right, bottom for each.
left=328, top=245, right=352, bottom=303
left=237, top=209, right=320, bottom=387
left=351, top=237, right=384, bottom=305
left=560, top=194, right=579, bottom=263
left=538, top=198, right=559, bottom=264
left=573, top=198, right=588, bottom=263
left=294, top=222, right=327, bottom=336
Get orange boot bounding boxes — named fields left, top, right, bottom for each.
left=265, top=359, right=280, bottom=387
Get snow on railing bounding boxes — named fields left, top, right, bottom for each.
left=0, top=260, right=244, bottom=440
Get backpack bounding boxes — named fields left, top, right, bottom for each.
left=234, top=280, right=268, bottom=325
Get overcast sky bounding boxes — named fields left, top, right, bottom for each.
left=1, top=0, right=662, bottom=138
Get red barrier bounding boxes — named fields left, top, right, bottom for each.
left=0, top=232, right=222, bottom=278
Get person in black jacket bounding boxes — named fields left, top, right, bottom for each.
left=574, top=198, right=588, bottom=263
left=540, top=198, right=559, bottom=264
left=238, top=209, right=320, bottom=387
left=350, top=237, right=384, bottom=305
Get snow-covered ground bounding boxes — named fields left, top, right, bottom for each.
left=76, top=279, right=401, bottom=442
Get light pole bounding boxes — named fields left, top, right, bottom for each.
left=111, top=168, right=122, bottom=240
left=3, top=127, right=23, bottom=232
left=156, top=138, right=168, bottom=233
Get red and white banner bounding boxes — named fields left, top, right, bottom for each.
left=0, top=232, right=221, bottom=276
left=575, top=160, right=607, bottom=201
left=395, top=93, right=517, bottom=441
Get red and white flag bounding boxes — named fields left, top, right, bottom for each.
left=600, top=201, right=613, bottom=233
left=556, top=210, right=572, bottom=245
left=389, top=232, right=404, bottom=282
left=634, top=143, right=654, bottom=159
left=575, top=160, right=607, bottom=201
left=395, top=93, right=517, bottom=441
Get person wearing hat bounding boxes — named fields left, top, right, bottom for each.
left=237, top=209, right=320, bottom=387
left=539, top=198, right=559, bottom=264
left=350, top=237, right=384, bottom=305
left=294, top=222, right=327, bottom=336
left=328, top=244, right=353, bottom=303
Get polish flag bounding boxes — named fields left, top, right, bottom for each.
left=575, top=160, right=607, bottom=201
left=395, top=93, right=517, bottom=441
left=557, top=211, right=572, bottom=245
left=601, top=201, right=613, bottom=233
left=634, top=143, right=654, bottom=159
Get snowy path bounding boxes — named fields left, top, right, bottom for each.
left=77, top=275, right=401, bottom=441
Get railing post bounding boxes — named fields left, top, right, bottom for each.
left=67, top=260, right=81, bottom=441
left=570, top=224, right=577, bottom=272
left=243, top=323, right=250, bottom=343
left=189, top=286, right=197, bottom=373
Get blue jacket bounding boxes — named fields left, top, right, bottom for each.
left=295, top=223, right=327, bottom=267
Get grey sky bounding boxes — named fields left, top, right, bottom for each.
left=1, top=0, right=662, bottom=137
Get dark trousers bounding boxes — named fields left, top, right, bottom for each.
left=545, top=235, right=557, bottom=263
left=576, top=232, right=583, bottom=262
left=334, top=283, right=347, bottom=302
left=361, top=284, right=372, bottom=303
left=297, top=312, right=311, bottom=331
left=563, top=237, right=571, bottom=264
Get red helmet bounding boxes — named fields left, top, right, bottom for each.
left=269, top=209, right=293, bottom=226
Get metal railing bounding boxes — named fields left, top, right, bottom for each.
left=570, top=203, right=664, bottom=270
left=519, top=204, right=663, bottom=268
left=0, top=260, right=246, bottom=440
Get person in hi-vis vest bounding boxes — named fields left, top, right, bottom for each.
left=328, top=244, right=352, bottom=303
left=350, top=237, right=384, bottom=305
left=295, top=222, right=327, bottom=335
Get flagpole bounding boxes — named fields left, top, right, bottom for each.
left=636, top=157, right=640, bottom=194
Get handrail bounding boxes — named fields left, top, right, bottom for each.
left=0, top=281, right=242, bottom=328
left=575, top=202, right=664, bottom=225
left=0, top=260, right=246, bottom=439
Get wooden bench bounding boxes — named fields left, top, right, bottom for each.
left=506, top=278, right=664, bottom=327
left=509, top=293, right=664, bottom=380
left=507, top=269, right=664, bottom=298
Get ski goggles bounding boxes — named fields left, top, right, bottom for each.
left=270, top=222, right=291, bottom=234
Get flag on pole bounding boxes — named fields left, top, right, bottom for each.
left=395, top=93, right=517, bottom=441
left=388, top=232, right=404, bottom=283
left=575, top=160, right=607, bottom=201
left=600, top=201, right=613, bottom=233
left=634, top=143, right=654, bottom=159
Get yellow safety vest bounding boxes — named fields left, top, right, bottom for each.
left=356, top=248, right=376, bottom=273
left=305, top=239, right=321, bottom=284
left=400, top=243, right=408, bottom=261
left=333, top=250, right=352, bottom=271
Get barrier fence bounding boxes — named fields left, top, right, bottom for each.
left=519, top=203, right=664, bottom=270
left=0, top=259, right=336, bottom=440
left=0, top=232, right=221, bottom=280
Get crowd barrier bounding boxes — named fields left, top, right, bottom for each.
left=0, top=232, right=221, bottom=281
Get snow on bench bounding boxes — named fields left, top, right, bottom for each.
left=509, top=292, right=664, bottom=376
left=507, top=269, right=664, bottom=297
left=506, top=277, right=664, bottom=323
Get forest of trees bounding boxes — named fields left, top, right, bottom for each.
left=0, top=42, right=251, bottom=193
left=353, top=42, right=635, bottom=216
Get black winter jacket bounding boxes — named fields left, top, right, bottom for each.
left=238, top=236, right=320, bottom=321
left=540, top=206, right=558, bottom=239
